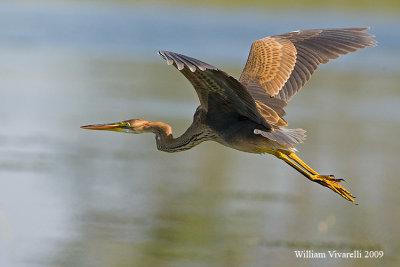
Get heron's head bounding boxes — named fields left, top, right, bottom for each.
left=81, top=119, right=151, bottom=134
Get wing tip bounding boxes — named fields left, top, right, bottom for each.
left=158, top=50, right=218, bottom=72
left=357, top=27, right=378, bottom=47
left=158, top=50, right=174, bottom=66
left=363, top=27, right=378, bottom=47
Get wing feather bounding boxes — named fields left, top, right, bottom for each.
left=276, top=28, right=376, bottom=101
left=239, top=37, right=297, bottom=96
left=240, top=27, right=376, bottom=108
left=158, top=51, right=274, bottom=129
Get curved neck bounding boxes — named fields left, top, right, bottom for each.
left=146, top=121, right=211, bottom=153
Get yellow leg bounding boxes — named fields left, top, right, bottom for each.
left=278, top=149, right=319, bottom=175
left=272, top=151, right=356, bottom=204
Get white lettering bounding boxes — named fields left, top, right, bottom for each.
left=294, top=251, right=304, bottom=258
left=294, top=250, right=326, bottom=258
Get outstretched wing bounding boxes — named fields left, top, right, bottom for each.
left=239, top=37, right=297, bottom=97
left=158, top=51, right=286, bottom=129
left=240, top=27, right=377, bottom=106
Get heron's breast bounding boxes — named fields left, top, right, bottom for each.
left=224, top=134, right=281, bottom=153
left=214, top=122, right=281, bottom=154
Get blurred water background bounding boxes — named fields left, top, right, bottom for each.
left=0, top=1, right=399, bottom=266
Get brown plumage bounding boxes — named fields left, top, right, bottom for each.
left=82, top=27, right=376, bottom=204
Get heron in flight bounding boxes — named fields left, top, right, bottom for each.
left=82, top=28, right=376, bottom=204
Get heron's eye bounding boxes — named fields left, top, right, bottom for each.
left=120, top=122, right=130, bottom=127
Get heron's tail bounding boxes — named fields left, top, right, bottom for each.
left=254, top=128, right=306, bottom=146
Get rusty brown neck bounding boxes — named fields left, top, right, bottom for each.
left=145, top=121, right=212, bottom=153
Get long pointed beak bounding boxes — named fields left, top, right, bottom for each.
left=81, top=122, right=125, bottom=131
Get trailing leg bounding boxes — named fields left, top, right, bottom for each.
left=271, top=150, right=356, bottom=204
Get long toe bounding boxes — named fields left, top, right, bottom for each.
left=312, top=175, right=356, bottom=204
left=321, top=174, right=345, bottom=182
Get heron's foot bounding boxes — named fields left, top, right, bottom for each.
left=310, top=175, right=356, bottom=204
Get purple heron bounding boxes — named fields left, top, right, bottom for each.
left=82, top=28, right=376, bottom=204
